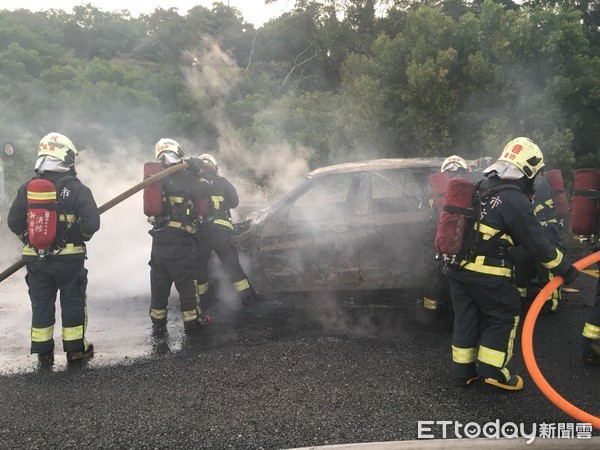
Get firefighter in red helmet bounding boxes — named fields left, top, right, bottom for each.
left=148, top=139, right=212, bottom=334
left=443, top=137, right=579, bottom=390
left=7, top=132, right=100, bottom=367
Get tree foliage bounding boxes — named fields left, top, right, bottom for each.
left=0, top=0, right=599, bottom=196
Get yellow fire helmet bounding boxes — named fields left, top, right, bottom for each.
left=441, top=155, right=468, bottom=172
left=497, top=137, right=544, bottom=179
left=38, top=132, right=78, bottom=166
left=155, top=138, right=184, bottom=165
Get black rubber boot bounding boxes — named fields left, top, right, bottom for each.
left=67, top=343, right=94, bottom=363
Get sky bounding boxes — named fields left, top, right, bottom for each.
left=0, top=0, right=294, bottom=26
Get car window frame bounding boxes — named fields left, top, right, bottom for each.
left=365, top=168, right=435, bottom=215
left=279, top=172, right=368, bottom=224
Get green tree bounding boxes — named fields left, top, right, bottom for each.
left=61, top=5, right=145, bottom=59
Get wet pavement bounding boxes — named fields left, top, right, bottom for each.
left=0, top=256, right=599, bottom=448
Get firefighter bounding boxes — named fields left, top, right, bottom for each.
left=473, top=156, right=493, bottom=174
left=419, top=155, right=476, bottom=315
left=441, top=155, right=470, bottom=180
left=583, top=264, right=600, bottom=366
left=7, top=132, right=99, bottom=367
left=189, top=154, right=256, bottom=308
left=569, top=168, right=600, bottom=366
left=148, top=139, right=211, bottom=334
left=443, top=137, right=579, bottom=390
left=510, top=173, right=563, bottom=313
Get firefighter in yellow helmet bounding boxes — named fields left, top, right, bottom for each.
left=443, top=137, right=579, bottom=390
left=148, top=139, right=212, bottom=334
left=7, top=133, right=100, bottom=367
left=187, top=153, right=257, bottom=308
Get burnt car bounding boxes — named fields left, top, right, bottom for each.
left=233, top=158, right=444, bottom=294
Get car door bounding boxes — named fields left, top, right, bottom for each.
left=257, top=172, right=365, bottom=291
left=356, top=168, right=434, bottom=289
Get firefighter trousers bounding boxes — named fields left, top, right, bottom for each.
left=447, top=276, right=521, bottom=382
left=196, top=227, right=252, bottom=301
left=25, top=259, right=89, bottom=354
left=150, top=237, right=199, bottom=321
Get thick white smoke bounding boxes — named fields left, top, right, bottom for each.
left=77, top=147, right=152, bottom=299
left=1, top=33, right=378, bottom=373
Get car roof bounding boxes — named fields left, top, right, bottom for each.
left=307, top=158, right=445, bottom=178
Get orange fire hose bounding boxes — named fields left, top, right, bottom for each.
left=522, top=250, right=600, bottom=429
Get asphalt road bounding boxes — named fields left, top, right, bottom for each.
left=0, top=253, right=599, bottom=449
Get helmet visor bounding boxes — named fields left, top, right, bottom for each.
left=483, top=161, right=525, bottom=180
left=34, top=155, right=70, bottom=174
left=158, top=151, right=182, bottom=166
left=442, top=162, right=465, bottom=172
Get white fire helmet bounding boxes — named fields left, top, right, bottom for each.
left=198, top=153, right=218, bottom=173
left=155, top=138, right=184, bottom=166
left=484, top=137, right=544, bottom=180
left=37, top=132, right=78, bottom=167
left=441, top=155, right=468, bottom=172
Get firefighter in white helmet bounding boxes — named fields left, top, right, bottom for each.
left=187, top=153, right=257, bottom=308
left=7, top=132, right=100, bottom=367
left=441, top=154, right=482, bottom=182
left=418, top=154, right=479, bottom=319
left=148, top=139, right=212, bottom=334
left=443, top=137, right=579, bottom=390
left=441, top=155, right=469, bottom=176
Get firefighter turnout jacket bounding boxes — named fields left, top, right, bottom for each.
left=444, top=174, right=572, bottom=384
left=449, top=176, right=570, bottom=282
left=8, top=171, right=100, bottom=260
left=199, top=171, right=239, bottom=231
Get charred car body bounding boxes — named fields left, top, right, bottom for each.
left=233, top=158, right=444, bottom=294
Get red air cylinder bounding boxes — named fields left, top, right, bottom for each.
left=435, top=177, right=476, bottom=256
left=27, top=178, right=58, bottom=251
left=570, top=168, right=600, bottom=236
left=545, top=169, right=568, bottom=220
left=143, top=162, right=164, bottom=217
left=429, top=171, right=450, bottom=218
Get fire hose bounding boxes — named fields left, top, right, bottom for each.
left=522, top=250, right=600, bottom=429
left=0, top=162, right=188, bottom=283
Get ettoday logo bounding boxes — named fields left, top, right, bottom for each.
left=417, top=420, right=593, bottom=444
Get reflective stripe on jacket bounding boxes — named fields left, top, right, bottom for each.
left=458, top=176, right=570, bottom=280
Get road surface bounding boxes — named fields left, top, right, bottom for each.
left=0, top=250, right=598, bottom=448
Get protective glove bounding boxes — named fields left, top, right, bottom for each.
left=19, top=232, right=29, bottom=245
left=561, top=265, right=580, bottom=286
left=185, top=157, right=205, bottom=175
